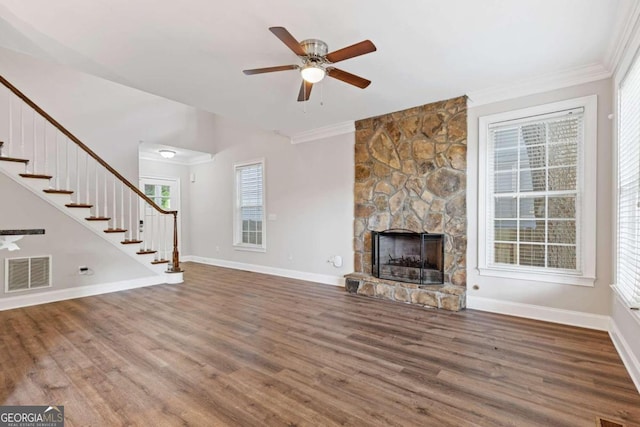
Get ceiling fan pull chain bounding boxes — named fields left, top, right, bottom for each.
left=320, top=80, right=324, bottom=106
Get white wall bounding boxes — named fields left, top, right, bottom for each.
left=187, top=115, right=354, bottom=283
left=139, top=159, right=192, bottom=256
left=0, top=46, right=217, bottom=182
left=0, top=173, right=154, bottom=295
left=467, top=79, right=613, bottom=317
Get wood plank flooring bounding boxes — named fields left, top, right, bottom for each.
left=1, top=262, right=639, bottom=426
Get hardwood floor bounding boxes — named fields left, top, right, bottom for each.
left=1, top=262, right=639, bottom=426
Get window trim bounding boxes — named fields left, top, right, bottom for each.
left=477, top=95, right=598, bottom=286
left=233, top=159, right=266, bottom=252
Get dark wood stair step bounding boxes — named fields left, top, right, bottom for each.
left=86, top=217, right=111, bottom=221
left=151, top=259, right=169, bottom=265
left=122, top=240, right=143, bottom=245
left=0, top=157, right=29, bottom=164
left=104, top=228, right=127, bottom=233
left=66, top=203, right=93, bottom=208
left=137, top=250, right=156, bottom=255
left=44, top=189, right=73, bottom=195
left=20, top=173, right=52, bottom=179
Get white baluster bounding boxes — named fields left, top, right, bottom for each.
left=120, top=181, right=125, bottom=233
left=76, top=145, right=80, bottom=203
left=20, top=101, right=24, bottom=161
left=85, top=152, right=90, bottom=204
left=163, top=214, right=168, bottom=261
left=7, top=94, right=12, bottom=157
left=65, top=137, right=70, bottom=191
left=112, top=176, right=117, bottom=229
left=136, top=195, right=141, bottom=242
left=128, top=190, right=132, bottom=242
left=54, top=133, right=59, bottom=189
left=43, top=121, right=48, bottom=178
left=32, top=110, right=37, bottom=173
left=94, top=161, right=99, bottom=216
left=103, top=167, right=108, bottom=218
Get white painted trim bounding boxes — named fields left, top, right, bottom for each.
left=606, top=0, right=640, bottom=75
left=467, top=295, right=610, bottom=331
left=182, top=255, right=345, bottom=287
left=290, top=121, right=355, bottom=144
left=609, top=319, right=640, bottom=393
left=467, top=63, right=610, bottom=107
left=0, top=275, right=167, bottom=311
left=477, top=95, right=598, bottom=286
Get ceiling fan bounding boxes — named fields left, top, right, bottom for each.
left=243, top=27, right=376, bottom=102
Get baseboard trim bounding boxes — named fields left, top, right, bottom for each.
left=182, top=255, right=345, bottom=287
left=0, top=276, right=167, bottom=311
left=610, top=320, right=640, bottom=393
left=466, top=295, right=610, bottom=331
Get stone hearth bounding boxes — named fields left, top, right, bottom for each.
left=345, top=273, right=465, bottom=311
left=350, top=95, right=468, bottom=310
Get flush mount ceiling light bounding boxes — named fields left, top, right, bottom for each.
left=159, top=149, right=176, bottom=159
left=301, top=63, right=326, bottom=84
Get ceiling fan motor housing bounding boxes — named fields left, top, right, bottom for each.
left=300, top=39, right=328, bottom=61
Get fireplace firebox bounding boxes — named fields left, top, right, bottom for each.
left=372, top=230, right=444, bottom=285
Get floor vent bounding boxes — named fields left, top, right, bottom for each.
left=596, top=417, right=626, bottom=427
left=5, top=256, right=51, bottom=292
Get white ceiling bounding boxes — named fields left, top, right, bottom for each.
left=0, top=0, right=632, bottom=136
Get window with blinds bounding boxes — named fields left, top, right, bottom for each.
left=615, top=53, right=640, bottom=308
left=488, top=109, right=582, bottom=272
left=234, top=160, right=265, bottom=250
left=478, top=96, right=597, bottom=286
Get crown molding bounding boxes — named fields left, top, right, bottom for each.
left=289, top=121, right=355, bottom=144
left=606, top=0, right=640, bottom=75
left=467, top=63, right=611, bottom=107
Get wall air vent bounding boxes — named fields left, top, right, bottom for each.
left=5, top=256, right=51, bottom=292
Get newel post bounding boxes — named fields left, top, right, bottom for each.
left=169, top=212, right=182, bottom=273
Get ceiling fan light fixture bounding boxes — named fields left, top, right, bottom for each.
left=159, top=149, right=176, bottom=159
left=301, top=64, right=326, bottom=83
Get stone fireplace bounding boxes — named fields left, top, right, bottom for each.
left=345, top=96, right=467, bottom=311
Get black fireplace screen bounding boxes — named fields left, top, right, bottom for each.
left=372, top=229, right=444, bottom=284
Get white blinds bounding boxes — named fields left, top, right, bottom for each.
left=616, top=54, right=640, bottom=308
left=487, top=108, right=583, bottom=272
left=236, top=163, right=264, bottom=246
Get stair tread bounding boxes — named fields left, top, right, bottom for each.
left=104, top=228, right=127, bottom=233
left=20, top=173, right=52, bottom=179
left=66, top=203, right=93, bottom=208
left=44, top=189, right=74, bottom=194
left=86, top=217, right=111, bottom=221
left=151, top=259, right=169, bottom=265
left=0, top=156, right=29, bottom=164
left=137, top=250, right=156, bottom=255
left=122, top=240, right=143, bottom=244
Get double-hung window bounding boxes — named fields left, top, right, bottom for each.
left=234, top=160, right=266, bottom=251
left=478, top=96, right=597, bottom=286
left=615, top=53, right=640, bottom=308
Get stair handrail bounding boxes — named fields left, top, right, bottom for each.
left=0, top=74, right=182, bottom=273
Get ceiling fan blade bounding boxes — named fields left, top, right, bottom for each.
left=327, top=67, right=371, bottom=89
left=269, top=27, right=306, bottom=56
left=326, top=40, right=376, bottom=63
left=243, top=65, right=298, bottom=75
left=297, top=80, right=313, bottom=102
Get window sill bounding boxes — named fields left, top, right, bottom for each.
left=233, top=244, right=266, bottom=253
left=478, top=267, right=595, bottom=287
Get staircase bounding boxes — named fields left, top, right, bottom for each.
left=0, top=75, right=183, bottom=284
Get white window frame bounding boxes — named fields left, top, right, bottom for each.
left=612, top=48, right=640, bottom=309
left=233, top=159, right=266, bottom=252
left=478, top=96, right=597, bottom=286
